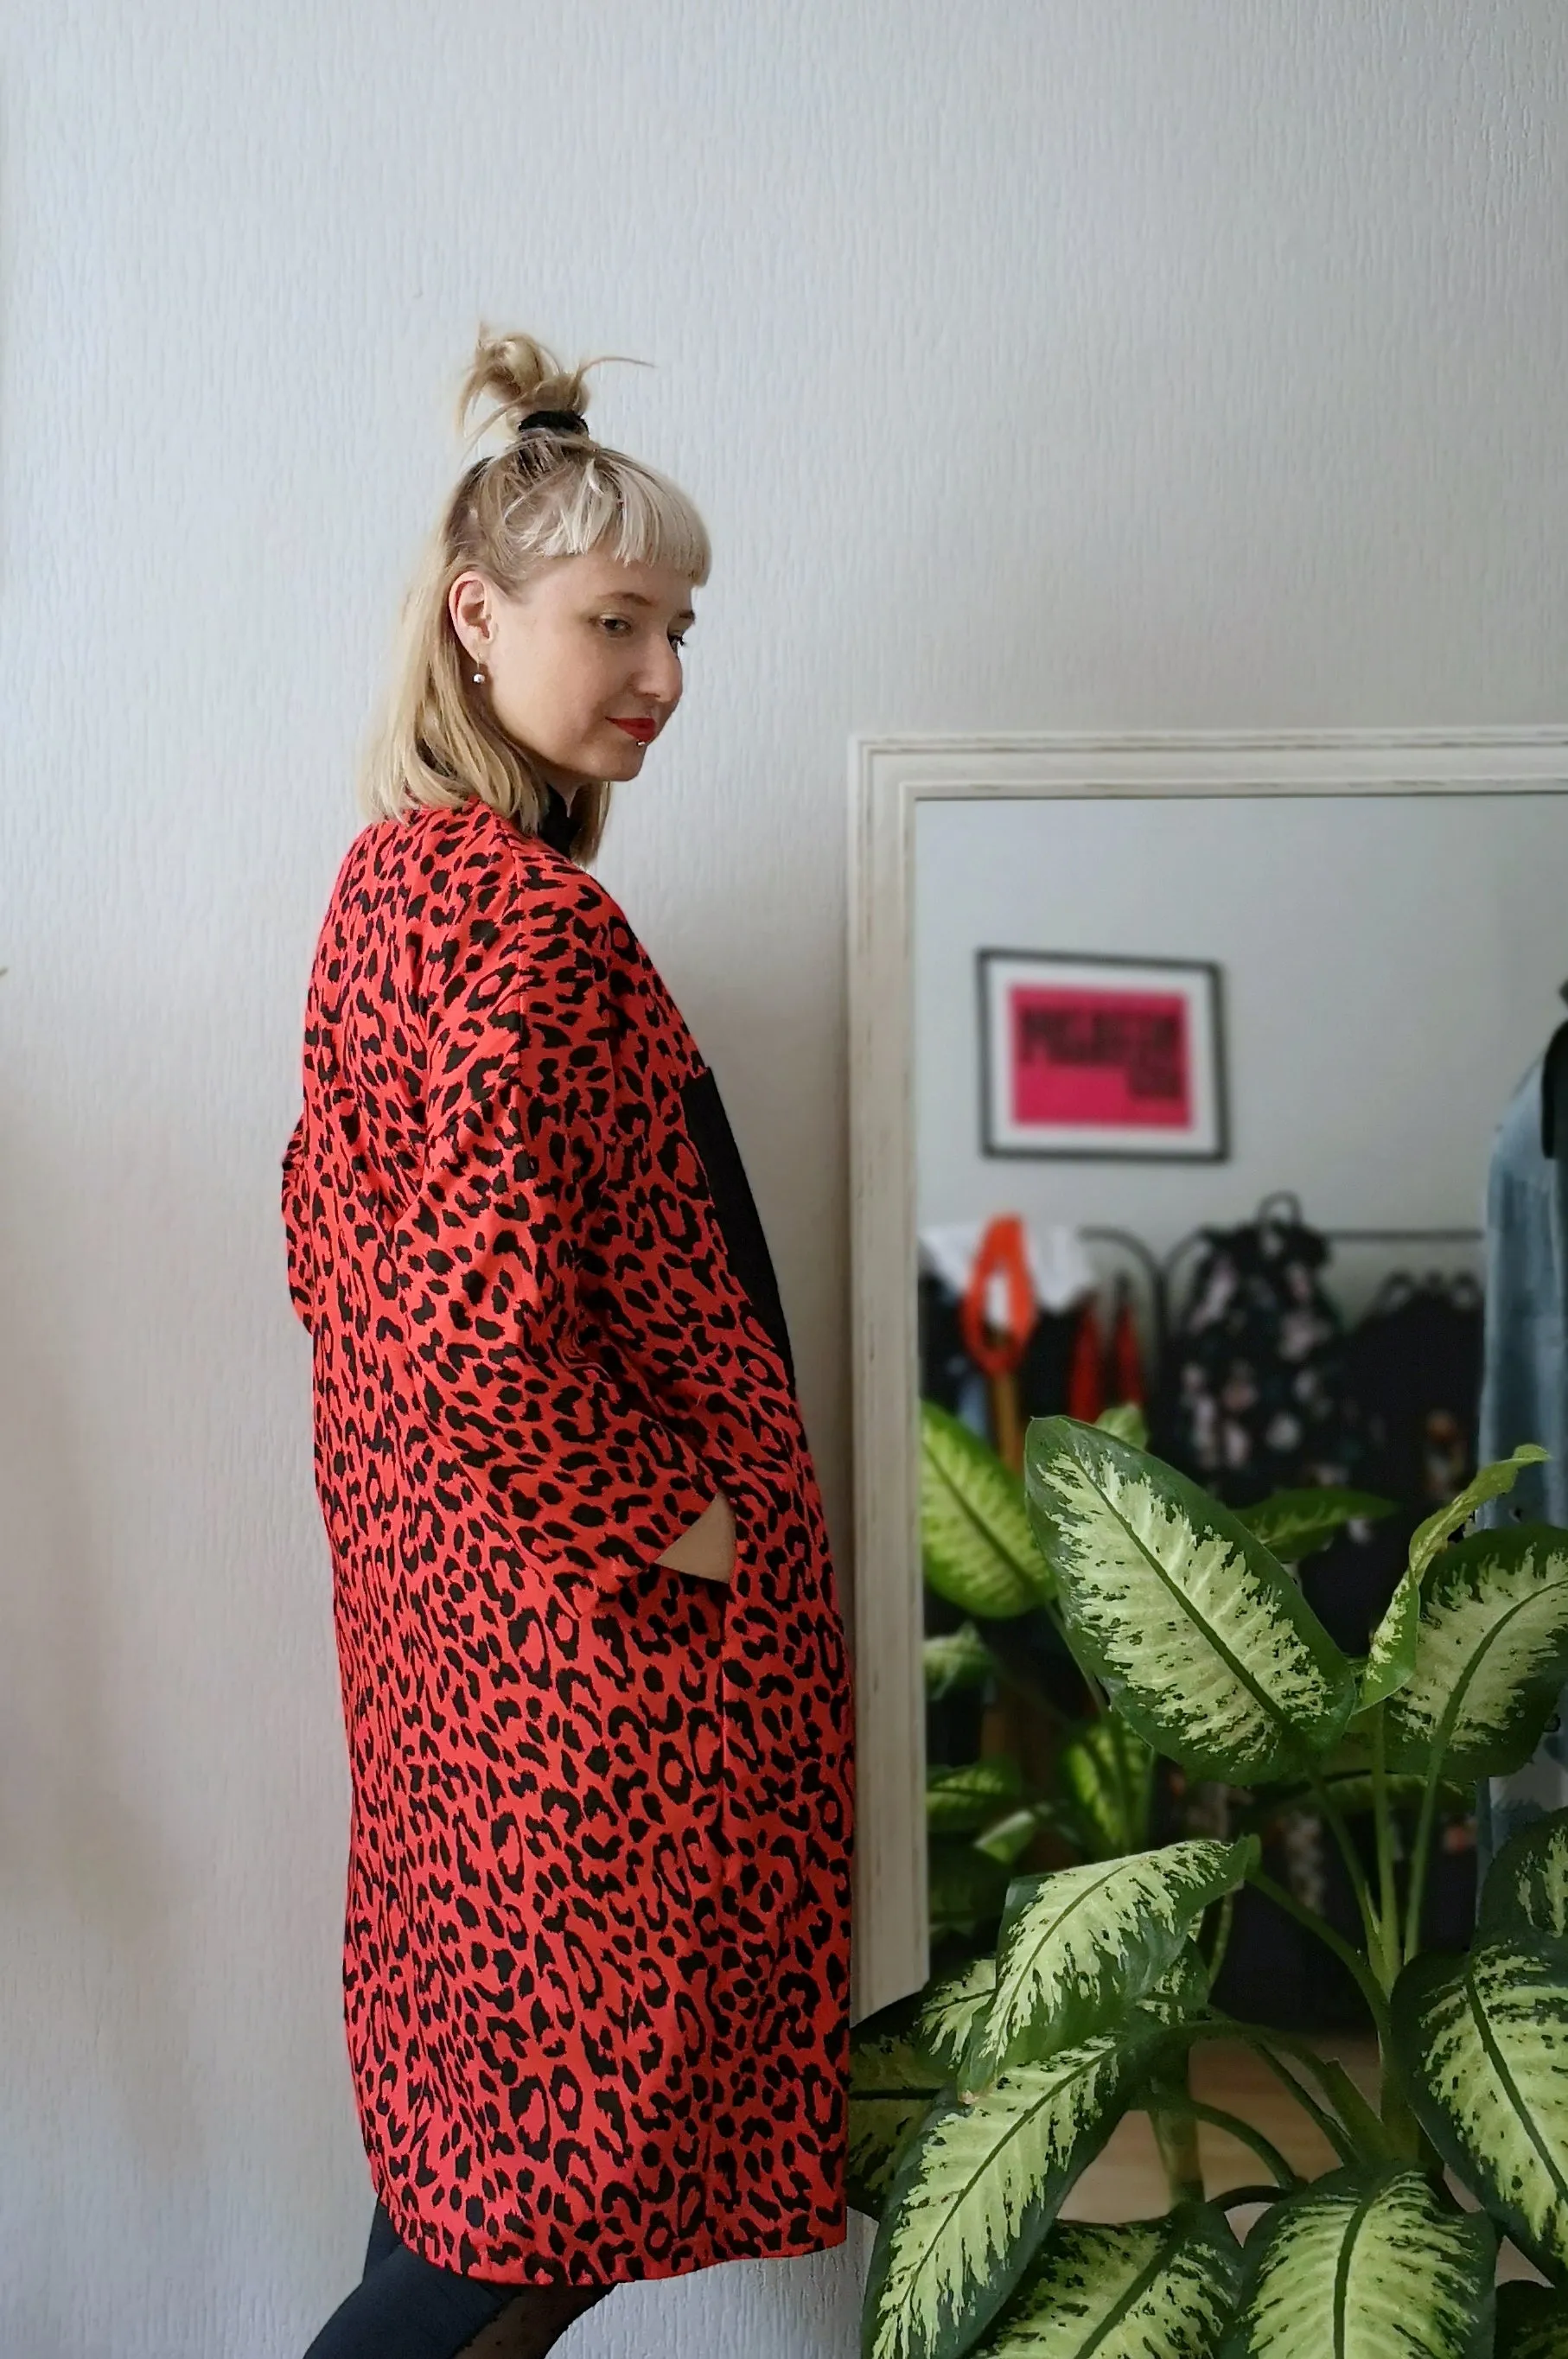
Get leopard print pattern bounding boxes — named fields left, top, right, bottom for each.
left=284, top=802, right=854, bottom=2283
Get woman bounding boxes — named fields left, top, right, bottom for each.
left=284, top=331, right=854, bottom=2358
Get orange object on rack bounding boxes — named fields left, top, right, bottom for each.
left=1067, top=1297, right=1106, bottom=1426
left=959, top=1215, right=1038, bottom=1470
left=1110, top=1277, right=1145, bottom=1407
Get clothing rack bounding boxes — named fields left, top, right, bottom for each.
left=1080, top=1219, right=1484, bottom=1372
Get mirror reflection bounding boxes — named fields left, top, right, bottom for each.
left=911, top=790, right=1568, bottom=2031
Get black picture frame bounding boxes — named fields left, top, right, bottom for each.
left=977, top=947, right=1231, bottom=1163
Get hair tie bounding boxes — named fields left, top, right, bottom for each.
left=518, top=407, right=588, bottom=437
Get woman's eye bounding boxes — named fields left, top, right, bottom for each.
left=596, top=615, right=688, bottom=652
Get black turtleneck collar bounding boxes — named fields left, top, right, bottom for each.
left=539, top=786, right=578, bottom=857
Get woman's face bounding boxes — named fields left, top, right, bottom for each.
left=449, top=551, right=695, bottom=800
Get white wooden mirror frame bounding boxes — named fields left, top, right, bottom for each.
left=845, top=724, right=1568, bottom=2018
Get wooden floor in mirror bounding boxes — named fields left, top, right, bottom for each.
left=1061, top=2033, right=1546, bottom=2286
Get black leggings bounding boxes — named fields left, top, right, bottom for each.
left=302, top=2203, right=610, bottom=2359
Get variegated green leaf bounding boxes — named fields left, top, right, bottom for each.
left=915, top=1957, right=998, bottom=2079
left=1495, top=2279, right=1568, bottom=2358
left=1058, top=1716, right=1157, bottom=1859
left=1238, top=1488, right=1395, bottom=1564
left=1392, top=1937, right=1568, bottom=2282
left=1361, top=1445, right=1549, bottom=1710
left=1024, top=1419, right=1356, bottom=1783
left=926, top=1623, right=1001, bottom=1699
left=927, top=1758, right=1026, bottom=1834
left=929, top=1840, right=1011, bottom=1941
left=1096, top=1403, right=1149, bottom=1449
left=974, top=1807, right=1055, bottom=1868
left=1381, top=1528, right=1568, bottom=1782
left=969, top=2206, right=1242, bottom=2356
left=923, top=1402, right=1052, bottom=1619
left=962, top=1839, right=1256, bottom=2091
left=1482, top=1810, right=1568, bottom=1942
left=1408, top=1445, right=1550, bottom=1586
left=1220, top=2167, right=1493, bottom=2358
left=862, top=2025, right=1158, bottom=2359
left=1138, top=1941, right=1214, bottom=2028
left=849, top=1989, right=947, bottom=2220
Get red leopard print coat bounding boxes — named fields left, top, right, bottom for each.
left=282, top=800, right=853, bottom=2284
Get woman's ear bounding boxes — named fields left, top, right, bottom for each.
left=448, top=571, right=494, bottom=667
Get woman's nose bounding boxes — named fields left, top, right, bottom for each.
left=634, top=641, right=683, bottom=703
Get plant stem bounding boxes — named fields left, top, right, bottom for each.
left=1246, top=2046, right=1357, bottom=2166
left=1151, top=2107, right=1206, bottom=2204
left=1145, top=2097, right=1301, bottom=2190
left=1401, top=1753, right=1449, bottom=1967
left=1246, top=1869, right=1390, bottom=2039
left=1214, top=2183, right=1293, bottom=2213
left=1194, top=2015, right=1391, bottom=2159
left=1306, top=1769, right=1385, bottom=1966
left=1368, top=1707, right=1401, bottom=1987
left=1204, top=1890, right=1237, bottom=1997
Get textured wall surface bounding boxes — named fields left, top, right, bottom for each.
left=2, top=4, right=1565, bottom=2353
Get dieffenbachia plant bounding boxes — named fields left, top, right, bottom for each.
left=918, top=1399, right=1391, bottom=1935
left=857, top=1414, right=1568, bottom=2359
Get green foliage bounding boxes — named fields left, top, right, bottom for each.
left=1024, top=1418, right=1358, bottom=1783
left=862, top=2023, right=1169, bottom=2359
left=921, top=1402, right=1051, bottom=1619
left=1480, top=1813, right=1568, bottom=1943
left=925, top=1623, right=1001, bottom=1699
left=960, top=1839, right=1256, bottom=2091
left=864, top=1414, right=1568, bottom=2359
left=1380, top=1528, right=1568, bottom=1782
left=1392, top=1934, right=1568, bottom=2282
left=1237, top=1485, right=1397, bottom=1564
left=1360, top=1444, right=1548, bottom=1710
left=1220, top=2169, right=1495, bottom=2357
left=1056, top=1715, right=1156, bottom=1859
left=928, top=1840, right=1013, bottom=1944
left=927, top=1759, right=1026, bottom=1835
left=968, top=2207, right=1242, bottom=2356
left=1494, top=2279, right=1568, bottom=2358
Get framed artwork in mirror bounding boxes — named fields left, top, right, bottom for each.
left=978, top=947, right=1228, bottom=1161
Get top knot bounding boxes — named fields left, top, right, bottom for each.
left=518, top=408, right=589, bottom=438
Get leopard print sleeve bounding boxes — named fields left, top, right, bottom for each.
left=392, top=845, right=717, bottom=1589
left=281, top=1113, right=316, bottom=1335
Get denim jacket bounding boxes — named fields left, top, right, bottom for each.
left=1476, top=1044, right=1568, bottom=1865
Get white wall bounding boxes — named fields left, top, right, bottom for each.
left=2, top=4, right=1566, bottom=2352
left=915, top=791, right=1568, bottom=1318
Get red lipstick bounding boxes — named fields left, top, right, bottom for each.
left=611, top=719, right=656, bottom=743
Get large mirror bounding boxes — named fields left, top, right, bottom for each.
left=848, top=730, right=1568, bottom=2014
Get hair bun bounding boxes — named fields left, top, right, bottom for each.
left=518, top=408, right=589, bottom=437
left=456, top=328, right=596, bottom=448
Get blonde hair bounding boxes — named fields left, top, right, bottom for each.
left=359, top=328, right=711, bottom=860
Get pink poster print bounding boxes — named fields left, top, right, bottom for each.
left=979, top=951, right=1227, bottom=1159
left=1010, top=986, right=1192, bottom=1130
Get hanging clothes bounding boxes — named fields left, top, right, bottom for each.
left=1108, top=1277, right=1146, bottom=1409
left=1476, top=1045, right=1568, bottom=1865
left=1307, top=1273, right=1484, bottom=1659
left=916, top=1223, right=1094, bottom=1438
left=1065, top=1298, right=1106, bottom=1426
left=1153, top=1196, right=1365, bottom=1508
